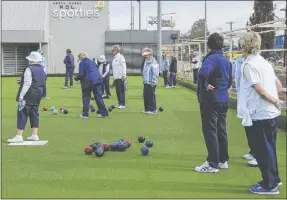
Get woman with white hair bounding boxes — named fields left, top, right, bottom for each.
left=238, top=31, right=284, bottom=195
left=141, top=48, right=159, bottom=114
left=7, top=51, right=46, bottom=143
left=74, top=51, right=109, bottom=118
left=111, top=45, right=127, bottom=109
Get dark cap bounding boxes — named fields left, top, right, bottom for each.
left=66, top=49, right=72, bottom=53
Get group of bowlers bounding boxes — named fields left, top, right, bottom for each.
left=195, top=31, right=284, bottom=195
left=7, top=44, right=161, bottom=143
left=6, top=31, right=285, bottom=195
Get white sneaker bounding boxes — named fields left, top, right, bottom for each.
left=218, top=161, right=228, bottom=169
left=148, top=111, right=158, bottom=114
left=7, top=135, right=24, bottom=143
left=172, top=86, right=177, bottom=88
left=62, top=86, right=68, bottom=89
left=141, top=110, right=149, bottom=114
left=97, top=114, right=109, bottom=118
left=115, top=105, right=120, bottom=108
left=27, top=135, right=39, bottom=141
left=248, top=158, right=258, bottom=166
left=243, top=153, right=254, bottom=160
left=117, top=105, right=125, bottom=109
left=80, top=114, right=89, bottom=119
left=166, top=86, right=171, bottom=88
left=195, top=161, right=219, bottom=173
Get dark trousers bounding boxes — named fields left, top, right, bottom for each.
left=169, top=73, right=176, bottom=86
left=193, top=68, right=199, bottom=83
left=42, top=75, right=47, bottom=97
left=115, top=79, right=125, bottom=106
left=163, top=70, right=169, bottom=86
left=65, top=68, right=74, bottom=87
left=200, top=102, right=229, bottom=168
left=245, top=118, right=281, bottom=190
left=82, top=83, right=109, bottom=117
left=102, top=75, right=111, bottom=96
left=143, top=84, right=157, bottom=112
left=245, top=130, right=256, bottom=156
left=17, top=104, right=39, bottom=130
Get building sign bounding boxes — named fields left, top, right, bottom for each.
left=148, top=16, right=175, bottom=28
left=52, top=1, right=105, bottom=20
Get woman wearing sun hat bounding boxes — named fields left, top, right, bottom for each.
left=8, top=51, right=46, bottom=143
left=141, top=48, right=159, bottom=114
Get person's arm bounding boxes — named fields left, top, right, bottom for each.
left=151, top=64, right=160, bottom=85
left=243, top=64, right=282, bottom=108
left=18, top=68, right=32, bottom=101
left=64, top=56, right=68, bottom=64
left=74, top=62, right=85, bottom=81
left=121, top=56, right=127, bottom=79
left=275, top=77, right=283, bottom=93
left=198, top=58, right=215, bottom=91
left=102, top=64, right=110, bottom=78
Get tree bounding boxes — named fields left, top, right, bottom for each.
left=247, top=0, right=275, bottom=56
left=188, top=18, right=209, bottom=54
left=188, top=19, right=208, bottom=40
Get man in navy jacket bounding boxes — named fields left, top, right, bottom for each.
left=195, top=33, right=232, bottom=173
left=74, top=51, right=109, bottom=118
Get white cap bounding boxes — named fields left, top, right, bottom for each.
left=142, top=48, right=153, bottom=56
left=26, top=51, right=43, bottom=62
left=98, top=55, right=106, bottom=62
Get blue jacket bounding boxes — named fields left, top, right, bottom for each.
left=197, top=49, right=232, bottom=103
left=64, top=54, right=75, bottom=69
left=161, top=58, right=170, bottom=72
left=74, top=58, right=102, bottom=88
left=142, top=58, right=159, bottom=85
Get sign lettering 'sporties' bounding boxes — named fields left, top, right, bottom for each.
left=52, top=1, right=104, bottom=20
left=148, top=16, right=174, bottom=27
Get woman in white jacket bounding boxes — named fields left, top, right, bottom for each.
left=237, top=31, right=284, bottom=195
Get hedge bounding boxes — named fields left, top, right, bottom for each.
left=177, top=79, right=287, bottom=131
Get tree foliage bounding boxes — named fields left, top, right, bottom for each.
left=247, top=0, right=275, bottom=53
left=188, top=18, right=208, bottom=39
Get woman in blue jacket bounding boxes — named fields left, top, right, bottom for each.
left=141, top=48, right=159, bottom=114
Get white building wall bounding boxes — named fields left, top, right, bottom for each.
left=1, top=1, right=110, bottom=74
left=48, top=1, right=109, bottom=74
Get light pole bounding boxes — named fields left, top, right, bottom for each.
left=226, top=21, right=235, bottom=61
left=280, top=8, right=286, bottom=68
left=157, top=1, right=162, bottom=69
left=204, top=0, right=207, bottom=55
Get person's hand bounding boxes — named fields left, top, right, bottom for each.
left=17, top=80, right=21, bottom=85
left=122, top=76, right=126, bottom=82
left=274, top=99, right=285, bottom=110
left=17, top=98, right=23, bottom=102
left=206, top=84, right=215, bottom=91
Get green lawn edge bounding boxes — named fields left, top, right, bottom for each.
left=177, top=79, right=287, bottom=131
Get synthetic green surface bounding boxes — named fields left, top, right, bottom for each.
left=1, top=77, right=286, bottom=198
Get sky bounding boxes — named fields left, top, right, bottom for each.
left=109, top=1, right=286, bottom=35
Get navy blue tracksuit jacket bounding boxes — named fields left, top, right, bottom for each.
left=197, top=49, right=232, bottom=103
left=75, top=58, right=102, bottom=89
